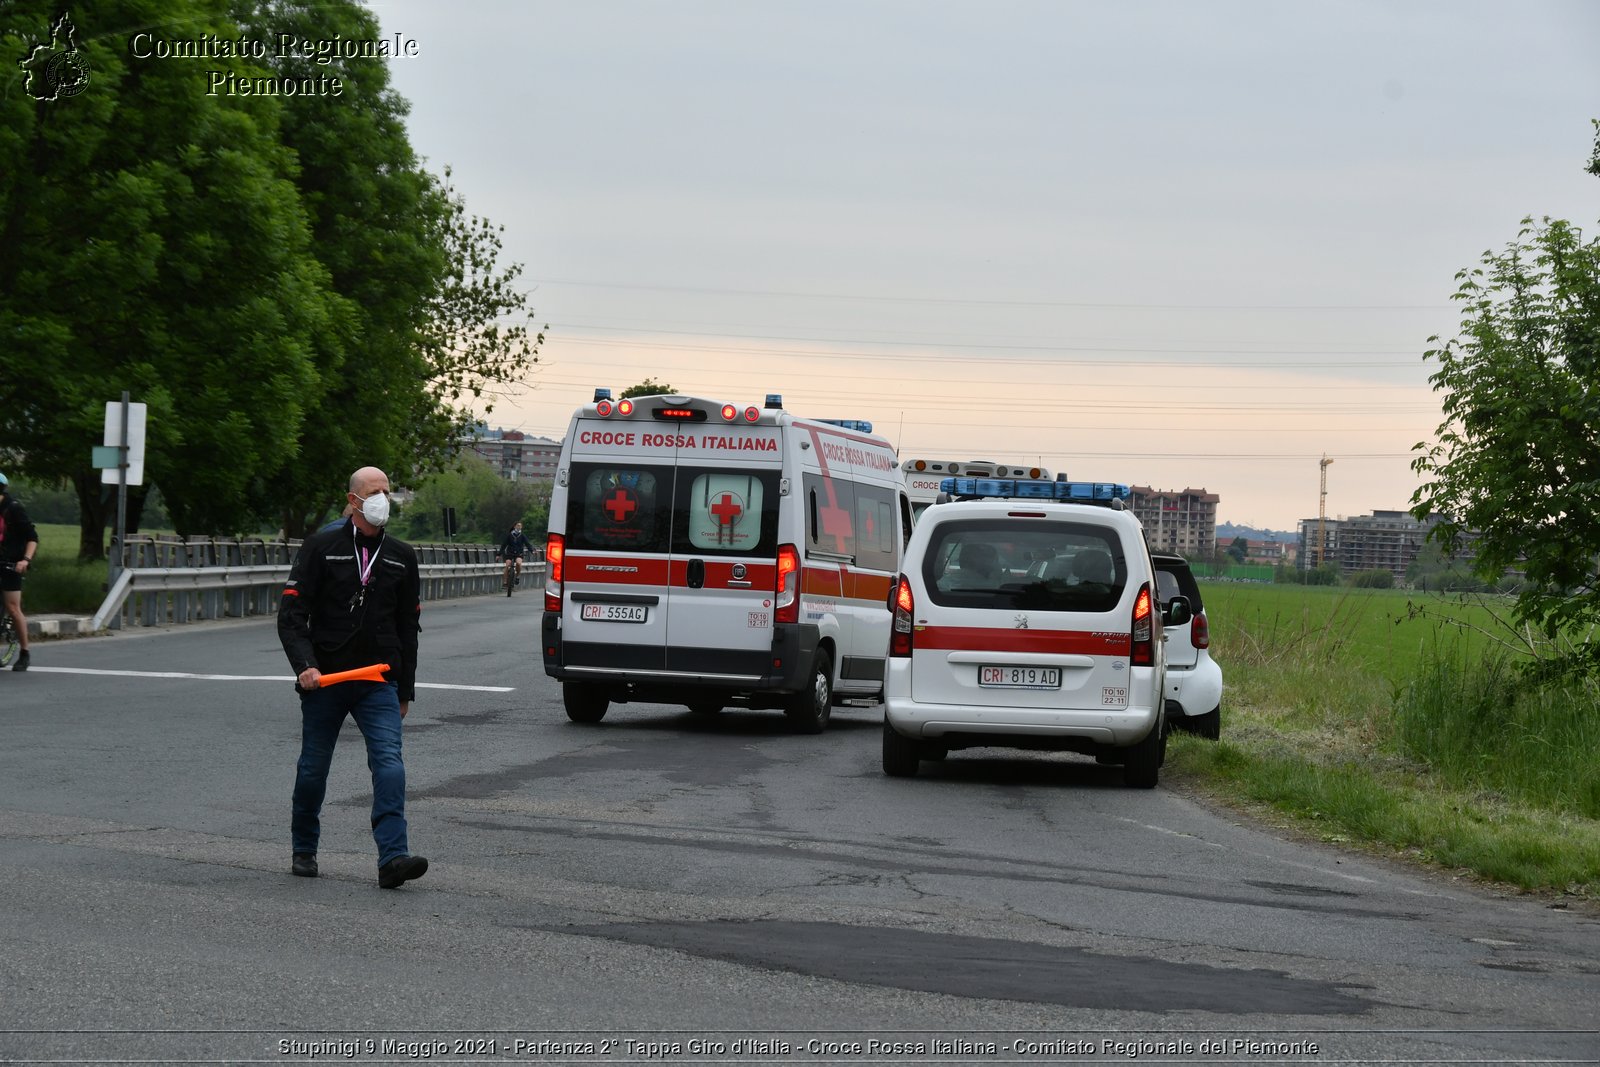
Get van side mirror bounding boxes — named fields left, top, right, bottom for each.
left=1162, top=595, right=1193, bottom=628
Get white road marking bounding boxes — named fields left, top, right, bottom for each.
left=26, top=666, right=514, bottom=692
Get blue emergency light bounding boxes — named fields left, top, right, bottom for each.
left=815, top=419, right=874, bottom=434
left=939, top=477, right=1131, bottom=503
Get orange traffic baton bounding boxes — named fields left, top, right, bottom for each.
left=315, top=663, right=391, bottom=687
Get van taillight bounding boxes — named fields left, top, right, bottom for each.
left=890, top=576, right=914, bottom=657
left=775, top=544, right=800, bottom=624
left=1192, top=610, right=1210, bottom=650
left=544, top=534, right=565, bottom=613
left=1131, top=582, right=1154, bottom=666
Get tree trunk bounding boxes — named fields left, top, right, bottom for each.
left=73, top=471, right=107, bottom=562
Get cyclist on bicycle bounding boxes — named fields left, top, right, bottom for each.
left=498, top=521, right=531, bottom=587
left=0, top=473, right=39, bottom=672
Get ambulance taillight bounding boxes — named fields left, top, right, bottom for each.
left=617, top=399, right=634, bottom=416
left=775, top=544, right=800, bottom=624
left=721, top=404, right=737, bottom=421
left=544, top=534, right=565, bottom=613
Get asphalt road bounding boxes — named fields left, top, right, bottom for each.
left=2, top=594, right=1597, bottom=1065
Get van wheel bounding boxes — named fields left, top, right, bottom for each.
left=563, top=683, right=609, bottom=723
left=784, top=649, right=833, bottom=734
left=1122, top=722, right=1164, bottom=788
left=882, top=720, right=921, bottom=777
left=1192, top=706, right=1221, bottom=740
left=688, top=701, right=722, bottom=716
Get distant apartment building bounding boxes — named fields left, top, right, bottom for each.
left=1129, top=486, right=1218, bottom=558
left=462, top=428, right=561, bottom=485
left=1297, top=509, right=1446, bottom=580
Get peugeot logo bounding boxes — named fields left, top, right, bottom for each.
left=1014, top=614, right=1029, bottom=629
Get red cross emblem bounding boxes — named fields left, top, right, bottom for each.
left=709, top=491, right=744, bottom=544
left=603, top=488, right=637, bottom=523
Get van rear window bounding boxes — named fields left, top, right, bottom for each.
left=567, top=464, right=780, bottom=557
left=924, top=520, right=1126, bottom=613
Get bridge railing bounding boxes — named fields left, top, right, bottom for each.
left=92, top=536, right=545, bottom=631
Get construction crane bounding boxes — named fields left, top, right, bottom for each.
left=1315, top=455, right=1334, bottom=568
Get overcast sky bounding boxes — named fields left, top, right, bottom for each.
left=375, top=0, right=1599, bottom=531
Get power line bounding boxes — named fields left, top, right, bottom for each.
left=547, top=322, right=1427, bottom=358
left=534, top=278, right=1453, bottom=312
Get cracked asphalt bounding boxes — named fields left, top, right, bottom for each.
left=3, top=596, right=1597, bottom=1062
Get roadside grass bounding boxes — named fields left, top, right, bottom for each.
left=1166, top=581, right=1600, bottom=899
left=26, top=524, right=109, bottom=614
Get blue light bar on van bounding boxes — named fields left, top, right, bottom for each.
left=815, top=418, right=874, bottom=434
left=940, top=477, right=1131, bottom=502
left=593, top=387, right=613, bottom=402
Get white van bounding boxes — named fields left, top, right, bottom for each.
left=882, top=477, right=1193, bottom=787
left=902, top=459, right=1051, bottom=523
left=542, top=391, right=912, bottom=732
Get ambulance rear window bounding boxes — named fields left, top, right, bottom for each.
left=572, top=467, right=669, bottom=551
left=567, top=463, right=779, bottom=557
left=683, top=472, right=768, bottom=553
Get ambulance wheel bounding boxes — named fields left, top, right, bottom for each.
left=688, top=701, right=723, bottom=716
left=1122, top=722, right=1165, bottom=789
left=881, top=721, right=921, bottom=778
left=784, top=649, right=833, bottom=734
left=563, top=683, right=609, bottom=723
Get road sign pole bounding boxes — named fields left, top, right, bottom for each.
left=111, top=390, right=130, bottom=589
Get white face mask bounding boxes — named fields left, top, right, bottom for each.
left=357, top=490, right=390, bottom=527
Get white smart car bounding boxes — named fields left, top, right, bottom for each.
left=882, top=478, right=1194, bottom=788
left=1154, top=553, right=1224, bottom=740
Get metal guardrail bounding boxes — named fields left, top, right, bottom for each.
left=93, top=535, right=545, bottom=630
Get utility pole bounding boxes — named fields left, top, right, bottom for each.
left=1316, top=455, right=1334, bottom=568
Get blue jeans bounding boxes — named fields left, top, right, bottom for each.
left=292, top=681, right=409, bottom=867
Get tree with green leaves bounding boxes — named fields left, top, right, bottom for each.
left=621, top=378, right=676, bottom=399
left=0, top=0, right=336, bottom=557
left=401, top=460, right=546, bottom=544
left=235, top=2, right=544, bottom=538
left=1411, top=134, right=1600, bottom=674
left=1, top=0, right=544, bottom=552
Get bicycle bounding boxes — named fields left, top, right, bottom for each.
left=502, top=555, right=523, bottom=597
left=0, top=564, right=17, bottom=669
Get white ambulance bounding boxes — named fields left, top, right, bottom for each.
left=902, top=458, right=1052, bottom=522
left=542, top=390, right=912, bottom=732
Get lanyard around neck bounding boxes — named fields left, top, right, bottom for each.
left=353, top=527, right=385, bottom=587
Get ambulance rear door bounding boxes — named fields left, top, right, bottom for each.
left=561, top=426, right=677, bottom=675
left=662, top=429, right=784, bottom=680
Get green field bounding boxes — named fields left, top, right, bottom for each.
left=1169, top=580, right=1600, bottom=898
left=23, top=524, right=112, bottom=615
left=1203, top=582, right=1504, bottom=681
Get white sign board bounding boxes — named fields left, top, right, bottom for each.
left=102, top=401, right=148, bottom=486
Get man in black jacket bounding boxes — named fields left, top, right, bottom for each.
left=0, top=473, right=39, bottom=672
left=278, top=466, right=428, bottom=888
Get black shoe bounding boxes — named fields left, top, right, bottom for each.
left=291, top=853, right=318, bottom=877
left=378, top=854, right=428, bottom=889
left=12, top=650, right=28, bottom=672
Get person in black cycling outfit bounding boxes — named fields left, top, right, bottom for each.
left=498, top=521, right=531, bottom=586
left=0, top=473, right=39, bottom=672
